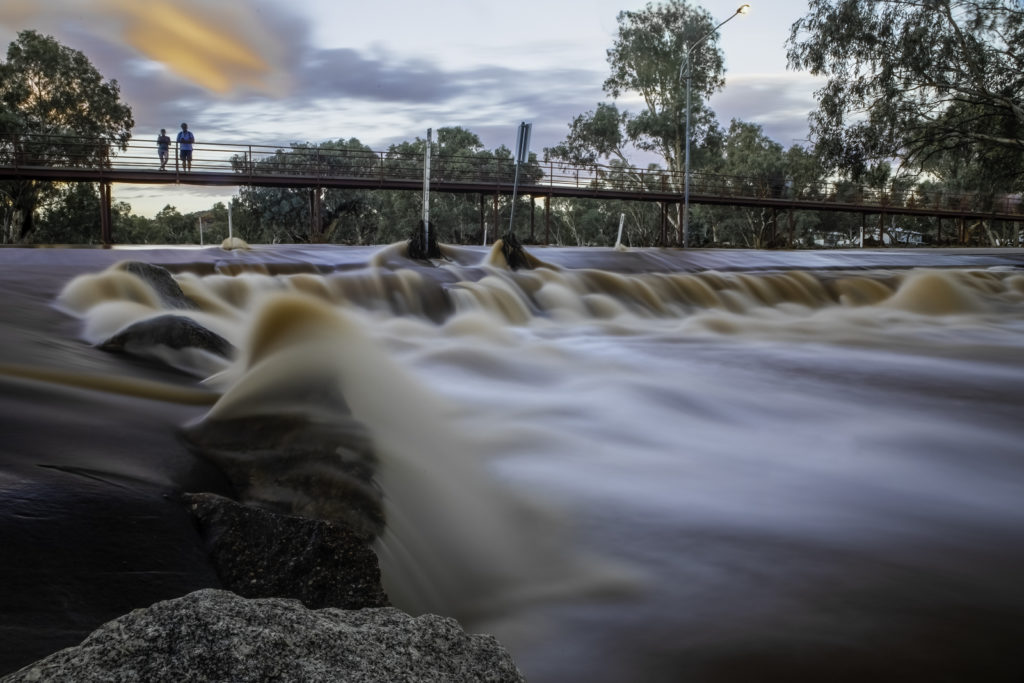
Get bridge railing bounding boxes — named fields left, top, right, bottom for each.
left=1, top=132, right=1021, bottom=217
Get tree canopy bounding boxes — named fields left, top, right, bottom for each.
left=786, top=0, right=1024, bottom=188
left=547, top=0, right=727, bottom=181
left=0, top=30, right=134, bottom=240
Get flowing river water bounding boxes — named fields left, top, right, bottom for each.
left=1, top=244, right=1023, bottom=682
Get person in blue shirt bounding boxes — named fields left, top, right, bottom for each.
left=176, top=122, right=195, bottom=172
left=157, top=129, right=170, bottom=170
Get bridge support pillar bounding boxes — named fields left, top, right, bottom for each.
left=99, top=181, right=112, bottom=245
left=659, top=203, right=668, bottom=247
left=529, top=194, right=535, bottom=243
left=309, top=187, right=323, bottom=243
left=492, top=193, right=499, bottom=245
left=545, top=195, right=551, bottom=245
left=676, top=202, right=683, bottom=246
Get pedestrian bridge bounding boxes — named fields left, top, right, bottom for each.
left=2, top=133, right=1021, bottom=244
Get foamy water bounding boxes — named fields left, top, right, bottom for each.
left=44, top=245, right=1024, bottom=681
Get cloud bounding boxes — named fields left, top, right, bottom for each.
left=103, top=0, right=284, bottom=95
left=710, top=72, right=822, bottom=145
left=0, top=0, right=817, bottom=181
left=0, top=0, right=290, bottom=95
left=0, top=0, right=604, bottom=153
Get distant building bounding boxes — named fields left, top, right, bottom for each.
left=812, top=231, right=858, bottom=248
left=812, top=227, right=924, bottom=248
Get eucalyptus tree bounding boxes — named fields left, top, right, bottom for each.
left=233, top=138, right=379, bottom=243
left=35, top=186, right=167, bottom=245
left=546, top=1, right=728, bottom=184
left=151, top=205, right=199, bottom=244
left=780, top=145, right=830, bottom=246
left=379, top=128, right=498, bottom=244
left=694, top=120, right=787, bottom=247
left=33, top=183, right=106, bottom=244
left=786, top=0, right=1024, bottom=190
left=380, top=127, right=542, bottom=245
left=0, top=30, right=134, bottom=240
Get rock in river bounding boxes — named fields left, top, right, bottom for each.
left=2, top=589, right=526, bottom=683
left=185, top=492, right=388, bottom=610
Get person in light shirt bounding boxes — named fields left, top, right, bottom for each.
left=176, top=122, right=195, bottom=172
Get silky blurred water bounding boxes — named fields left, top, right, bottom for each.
left=7, top=244, right=1024, bottom=681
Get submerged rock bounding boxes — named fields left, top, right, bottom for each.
left=3, top=589, right=526, bottom=683
left=115, top=261, right=196, bottom=309
left=97, top=314, right=234, bottom=377
left=179, top=414, right=385, bottom=541
left=185, top=492, right=388, bottom=610
left=221, top=236, right=251, bottom=250
left=99, top=314, right=233, bottom=357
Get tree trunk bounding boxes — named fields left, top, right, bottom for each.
left=983, top=220, right=999, bottom=246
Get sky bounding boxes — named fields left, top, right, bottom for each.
left=0, top=0, right=822, bottom=217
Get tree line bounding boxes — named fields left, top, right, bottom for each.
left=2, top=0, right=1022, bottom=248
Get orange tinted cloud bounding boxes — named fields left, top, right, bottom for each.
left=0, top=0, right=287, bottom=96
left=104, top=0, right=280, bottom=94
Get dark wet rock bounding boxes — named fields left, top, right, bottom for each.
left=184, top=492, right=388, bottom=610
left=2, top=589, right=526, bottom=683
left=179, top=414, right=385, bottom=541
left=499, top=233, right=534, bottom=271
left=99, top=314, right=233, bottom=358
left=116, top=261, right=196, bottom=309
left=407, top=219, right=442, bottom=260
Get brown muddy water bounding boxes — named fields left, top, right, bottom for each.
left=2, top=243, right=1024, bottom=682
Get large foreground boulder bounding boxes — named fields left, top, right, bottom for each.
left=185, top=492, right=388, bottom=610
left=3, top=589, right=526, bottom=683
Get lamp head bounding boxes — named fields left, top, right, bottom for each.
left=737, top=3, right=751, bottom=14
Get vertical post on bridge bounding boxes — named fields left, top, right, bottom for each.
left=408, top=128, right=438, bottom=259
left=506, top=121, right=531, bottom=237
left=501, top=121, right=533, bottom=269
left=422, top=127, right=431, bottom=248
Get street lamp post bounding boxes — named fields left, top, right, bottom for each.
left=680, top=3, right=750, bottom=248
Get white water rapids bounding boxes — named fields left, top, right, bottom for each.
left=8, top=244, right=1024, bottom=681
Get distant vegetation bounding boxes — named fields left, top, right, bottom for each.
left=2, top=0, right=1022, bottom=247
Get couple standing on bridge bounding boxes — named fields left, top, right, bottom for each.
left=157, top=123, right=195, bottom=172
